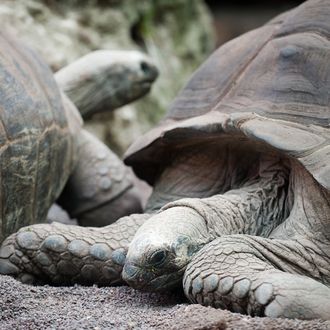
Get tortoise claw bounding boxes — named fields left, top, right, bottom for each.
left=0, top=231, right=45, bottom=284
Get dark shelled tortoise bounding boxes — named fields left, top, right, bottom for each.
left=1, top=0, right=330, bottom=321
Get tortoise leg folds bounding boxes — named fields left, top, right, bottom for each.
left=59, top=129, right=142, bottom=227
left=183, top=235, right=330, bottom=320
left=0, top=214, right=149, bottom=285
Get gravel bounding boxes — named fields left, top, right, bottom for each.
left=1, top=275, right=329, bottom=330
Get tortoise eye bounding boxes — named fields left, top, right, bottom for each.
left=149, top=250, right=167, bottom=266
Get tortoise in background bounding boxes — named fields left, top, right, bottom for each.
left=1, top=0, right=330, bottom=321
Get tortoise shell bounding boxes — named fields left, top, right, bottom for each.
left=0, top=31, right=81, bottom=242
left=125, top=0, right=330, bottom=191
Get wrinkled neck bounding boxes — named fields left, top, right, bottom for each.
left=162, top=154, right=290, bottom=239
left=270, top=160, right=330, bottom=243
left=145, top=143, right=259, bottom=212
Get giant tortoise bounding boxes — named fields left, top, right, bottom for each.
left=1, top=0, right=330, bottom=321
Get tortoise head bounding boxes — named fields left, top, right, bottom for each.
left=122, top=207, right=208, bottom=291
left=55, top=50, right=159, bottom=118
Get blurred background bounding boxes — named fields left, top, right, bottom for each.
left=206, top=0, right=304, bottom=46
left=0, top=0, right=304, bottom=155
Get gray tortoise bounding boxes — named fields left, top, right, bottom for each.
left=0, top=29, right=157, bottom=242
left=1, top=0, right=330, bottom=321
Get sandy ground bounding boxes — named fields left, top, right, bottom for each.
left=1, top=275, right=329, bottom=330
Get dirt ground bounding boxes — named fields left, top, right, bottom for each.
left=1, top=275, right=329, bottom=330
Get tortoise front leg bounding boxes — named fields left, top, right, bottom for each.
left=183, top=161, right=330, bottom=320
left=59, top=129, right=142, bottom=227
left=183, top=235, right=330, bottom=320
left=0, top=214, right=150, bottom=285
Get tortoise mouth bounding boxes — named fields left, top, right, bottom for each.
left=122, top=262, right=185, bottom=292
left=139, top=81, right=153, bottom=92
left=128, top=81, right=153, bottom=101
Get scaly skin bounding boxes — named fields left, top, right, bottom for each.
left=58, top=129, right=142, bottom=226
left=184, top=236, right=330, bottom=320
left=0, top=214, right=150, bottom=285
left=183, top=161, right=330, bottom=319
left=123, top=155, right=330, bottom=320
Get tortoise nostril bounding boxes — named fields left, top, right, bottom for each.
left=122, top=263, right=139, bottom=281
left=140, top=61, right=158, bottom=80
left=140, top=61, right=150, bottom=73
